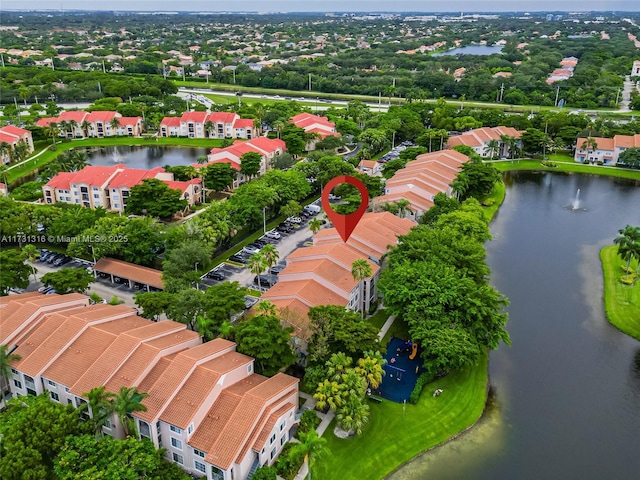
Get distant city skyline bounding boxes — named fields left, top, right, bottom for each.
left=3, top=0, right=639, bottom=12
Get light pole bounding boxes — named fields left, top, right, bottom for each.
left=262, top=207, right=267, bottom=234
left=89, top=245, right=97, bottom=278
left=194, top=262, right=200, bottom=290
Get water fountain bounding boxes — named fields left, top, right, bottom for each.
left=112, top=147, right=122, bottom=163
left=571, top=189, right=581, bottom=210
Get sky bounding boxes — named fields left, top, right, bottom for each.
left=2, top=1, right=639, bottom=12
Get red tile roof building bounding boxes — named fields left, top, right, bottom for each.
left=2, top=293, right=299, bottom=480
left=43, top=164, right=202, bottom=213
left=289, top=113, right=339, bottom=149
left=574, top=134, right=640, bottom=165
left=447, top=126, right=523, bottom=158
left=159, top=111, right=257, bottom=139
left=0, top=125, right=34, bottom=163
left=35, top=110, right=142, bottom=138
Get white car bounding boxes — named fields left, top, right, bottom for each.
left=287, top=216, right=303, bottom=224
left=265, top=230, right=281, bottom=239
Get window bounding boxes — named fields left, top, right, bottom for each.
left=194, top=461, right=206, bottom=473
left=11, top=368, right=18, bottom=375
left=13, top=379, right=22, bottom=389
left=269, top=433, right=276, bottom=445
left=280, top=435, right=286, bottom=446
left=65, top=386, right=70, bottom=393
left=139, top=421, right=150, bottom=438
left=93, top=193, right=99, bottom=199
left=104, top=419, right=111, bottom=429
left=188, top=424, right=194, bottom=435
left=172, top=453, right=183, bottom=465
left=171, top=437, right=182, bottom=450
left=193, top=448, right=205, bottom=458
left=248, top=364, right=253, bottom=373
left=270, top=448, right=276, bottom=460
left=280, top=421, right=286, bottom=431
left=48, top=379, right=57, bottom=387
left=50, top=391, right=59, bottom=402
left=170, top=425, right=182, bottom=434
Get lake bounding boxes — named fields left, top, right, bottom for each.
left=433, top=45, right=504, bottom=57
left=388, top=171, right=640, bottom=479
left=84, top=146, right=209, bottom=169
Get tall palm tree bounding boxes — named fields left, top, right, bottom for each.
left=0, top=344, right=21, bottom=397
left=248, top=251, right=267, bottom=291
left=326, top=352, right=352, bottom=382
left=396, top=198, right=413, bottom=219
left=0, top=142, right=11, bottom=165
left=291, top=429, right=328, bottom=480
left=204, top=120, right=214, bottom=138
left=0, top=164, right=10, bottom=193
left=313, top=379, right=342, bottom=412
left=580, top=137, right=598, bottom=164
left=11, top=141, right=30, bottom=164
left=110, top=117, right=121, bottom=136
left=355, top=351, right=386, bottom=390
left=218, top=320, right=235, bottom=340
left=485, top=139, right=500, bottom=159
left=22, top=244, right=39, bottom=283
left=46, top=122, right=61, bottom=148
left=351, top=259, right=373, bottom=317
left=58, top=120, right=70, bottom=138
left=309, top=217, right=323, bottom=235
left=68, top=119, right=79, bottom=138
left=81, top=119, right=91, bottom=138
left=272, top=120, right=284, bottom=139
left=261, top=244, right=279, bottom=274
left=614, top=225, right=640, bottom=279
left=83, top=386, right=116, bottom=437
left=255, top=300, right=277, bottom=317
left=112, top=386, right=148, bottom=437
left=335, top=394, right=370, bottom=436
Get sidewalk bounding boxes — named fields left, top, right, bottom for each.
left=378, top=314, right=396, bottom=341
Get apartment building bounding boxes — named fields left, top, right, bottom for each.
left=374, top=149, right=469, bottom=220
left=446, top=126, right=523, bottom=158
left=574, top=134, right=640, bottom=165
left=357, top=159, right=382, bottom=176
left=0, top=125, right=35, bottom=163
left=159, top=112, right=257, bottom=139
left=289, top=112, right=339, bottom=150
left=261, top=212, right=414, bottom=346
left=36, top=111, right=143, bottom=138
left=198, top=137, right=286, bottom=189
left=43, top=164, right=202, bottom=212
left=2, top=293, right=299, bottom=480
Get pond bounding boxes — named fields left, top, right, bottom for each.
left=388, top=171, right=640, bottom=479
left=84, top=146, right=209, bottom=169
left=433, top=45, right=504, bottom=57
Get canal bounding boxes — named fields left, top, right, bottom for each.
left=388, top=171, right=640, bottom=479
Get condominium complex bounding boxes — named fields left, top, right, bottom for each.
left=159, top=112, right=257, bottom=139
left=574, top=133, right=640, bottom=165
left=0, top=125, right=35, bottom=163
left=1, top=292, right=299, bottom=480
left=36, top=111, right=143, bottom=138
left=447, top=126, right=523, bottom=158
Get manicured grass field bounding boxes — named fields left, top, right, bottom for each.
left=600, top=246, right=640, bottom=341
left=482, top=181, right=506, bottom=222
left=312, top=354, right=489, bottom=480
left=367, top=308, right=389, bottom=330
left=492, top=157, right=640, bottom=181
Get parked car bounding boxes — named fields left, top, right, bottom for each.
left=229, top=254, right=246, bottom=263
left=242, top=245, right=261, bottom=255
left=47, top=253, right=64, bottom=264
left=264, top=230, right=281, bottom=240
left=277, top=223, right=294, bottom=233
left=206, top=270, right=225, bottom=281
left=304, top=204, right=321, bottom=214
left=53, top=255, right=72, bottom=267
left=253, top=274, right=278, bottom=288
left=244, top=296, right=259, bottom=310
left=270, top=265, right=286, bottom=275
left=287, top=216, right=302, bottom=224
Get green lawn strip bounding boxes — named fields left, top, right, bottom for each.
left=492, top=158, right=640, bottom=181
left=312, top=353, right=489, bottom=480
left=7, top=137, right=224, bottom=183
left=366, top=308, right=389, bottom=330
left=600, top=246, right=640, bottom=341
left=481, top=181, right=506, bottom=222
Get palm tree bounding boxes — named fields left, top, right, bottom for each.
left=22, top=244, right=39, bottom=283
left=614, top=225, right=640, bottom=279
left=10, top=142, right=30, bottom=164
left=46, top=122, right=61, bottom=148
left=313, top=379, right=342, bottom=412
left=580, top=137, right=598, bottom=164
left=111, top=386, right=148, bottom=437
left=110, top=117, right=121, bottom=135
left=0, top=164, right=10, bottom=194
left=261, top=244, right=279, bottom=274
left=326, top=352, right=352, bottom=382
left=83, top=386, right=115, bottom=437
left=68, top=119, right=79, bottom=138
left=248, top=251, right=267, bottom=291
left=351, top=259, right=373, bottom=317
left=485, top=139, right=500, bottom=159
left=335, top=395, right=370, bottom=436
left=204, top=120, right=214, bottom=138
left=309, top=217, right=323, bottom=235
left=395, top=198, right=412, bottom=219
left=0, top=142, right=11, bottom=165
left=255, top=300, right=277, bottom=317
left=196, top=155, right=208, bottom=165
left=355, top=351, right=386, bottom=390
left=81, top=119, right=91, bottom=138
left=0, top=344, right=21, bottom=397
left=272, top=120, right=284, bottom=139
left=291, top=429, right=328, bottom=480
left=58, top=120, right=70, bottom=138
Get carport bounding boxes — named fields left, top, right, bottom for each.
left=92, top=258, right=164, bottom=291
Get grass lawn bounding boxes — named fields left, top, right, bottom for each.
left=481, top=181, right=506, bottom=222
left=367, top=308, right=389, bottom=330
left=600, top=246, right=640, bottom=341
left=312, top=353, right=489, bottom=480
left=492, top=158, right=640, bottom=181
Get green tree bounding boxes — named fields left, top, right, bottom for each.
left=41, top=267, right=94, bottom=294
left=580, top=137, right=598, bottom=163
left=309, top=217, right=323, bottom=235
left=234, top=314, right=296, bottom=376
left=162, top=240, right=212, bottom=292
left=484, top=138, right=501, bottom=159
left=251, top=466, right=278, bottom=480
left=261, top=244, right=280, bottom=273
left=82, top=386, right=115, bottom=438
left=355, top=351, right=387, bottom=390
left=54, top=435, right=189, bottom=480
left=0, top=345, right=20, bottom=397
left=351, top=259, right=373, bottom=317
left=618, top=148, right=640, bottom=169
left=248, top=252, right=268, bottom=290
left=125, top=178, right=187, bottom=218
left=280, top=123, right=307, bottom=156
left=614, top=225, right=640, bottom=278
left=0, top=250, right=33, bottom=295
left=0, top=394, right=87, bottom=480
left=167, top=288, right=207, bottom=330
left=453, top=159, right=501, bottom=201
left=326, top=352, right=353, bottom=382
left=204, top=162, right=237, bottom=192
left=280, top=199, right=302, bottom=219
left=111, top=386, right=148, bottom=437
left=290, top=429, right=328, bottom=480
left=134, top=291, right=174, bottom=321
left=203, top=281, right=247, bottom=326
left=382, top=158, right=408, bottom=179
left=271, top=152, right=296, bottom=170
left=419, top=192, right=460, bottom=226
left=335, top=385, right=369, bottom=436
left=22, top=244, right=40, bottom=283
left=313, top=379, right=342, bottom=412
left=240, top=151, right=263, bottom=179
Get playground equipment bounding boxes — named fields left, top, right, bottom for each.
left=409, top=342, right=418, bottom=360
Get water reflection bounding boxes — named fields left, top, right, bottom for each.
left=83, top=146, right=209, bottom=169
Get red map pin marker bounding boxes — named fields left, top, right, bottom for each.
left=321, top=175, right=369, bottom=243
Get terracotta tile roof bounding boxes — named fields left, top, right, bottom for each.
left=93, top=258, right=164, bottom=289
left=203, top=373, right=298, bottom=469
left=201, top=157, right=241, bottom=171
left=0, top=291, right=43, bottom=306
left=266, top=298, right=311, bottom=335
left=57, top=111, right=88, bottom=123
left=86, top=111, right=118, bottom=123
left=207, top=112, right=238, bottom=124
left=66, top=165, right=121, bottom=187
left=0, top=132, right=19, bottom=144
left=287, top=243, right=373, bottom=270
left=36, top=117, right=57, bottom=127
left=45, top=172, right=75, bottom=190
left=137, top=356, right=174, bottom=393
left=263, top=278, right=347, bottom=307
left=576, top=137, right=615, bottom=151
left=246, top=137, right=286, bottom=153
left=118, top=117, right=141, bottom=126
left=0, top=125, right=31, bottom=136
left=279, top=257, right=377, bottom=294
left=0, top=293, right=88, bottom=345
left=251, top=402, right=295, bottom=451
left=375, top=190, right=435, bottom=213
left=135, top=339, right=236, bottom=422
left=234, top=118, right=254, bottom=128
left=359, top=160, right=377, bottom=169
left=161, top=117, right=181, bottom=127
left=181, top=111, right=209, bottom=123
left=160, top=351, right=253, bottom=429
left=164, top=178, right=201, bottom=192
left=108, top=167, right=163, bottom=189
left=447, top=126, right=522, bottom=149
